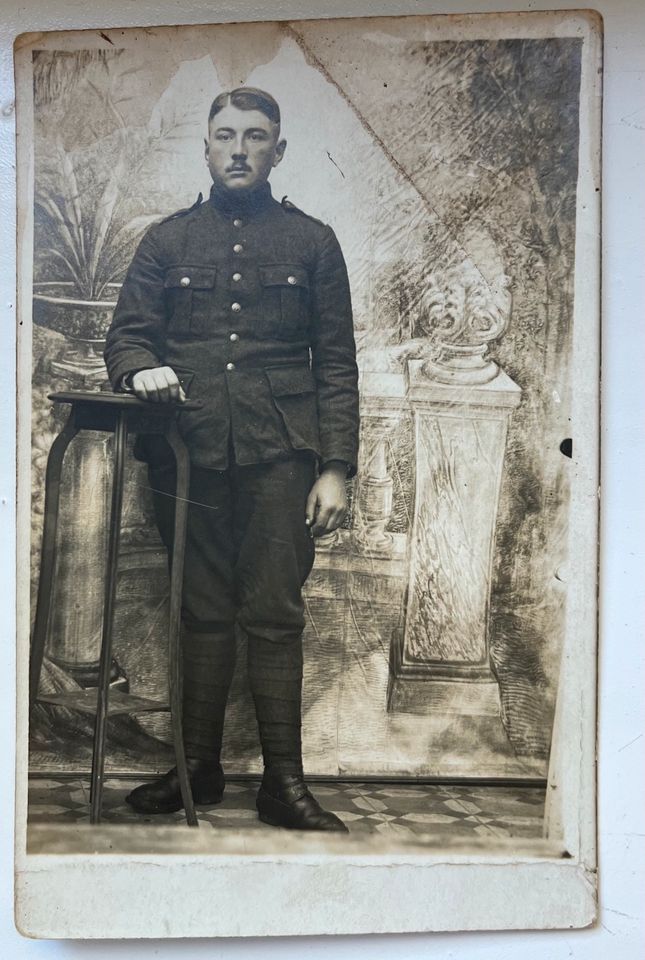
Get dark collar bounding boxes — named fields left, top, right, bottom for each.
left=208, top=180, right=274, bottom=217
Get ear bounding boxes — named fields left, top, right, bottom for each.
left=273, top=138, right=287, bottom=168
left=204, top=137, right=209, bottom=160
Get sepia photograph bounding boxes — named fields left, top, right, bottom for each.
left=13, top=8, right=601, bottom=938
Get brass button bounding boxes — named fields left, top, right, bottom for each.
left=232, top=272, right=242, bottom=282
left=287, top=275, right=297, bottom=285
left=229, top=333, right=239, bottom=342
left=233, top=218, right=243, bottom=227
left=233, top=243, right=243, bottom=254
left=226, top=362, right=235, bottom=371
left=180, top=276, right=191, bottom=287
left=231, top=302, right=241, bottom=312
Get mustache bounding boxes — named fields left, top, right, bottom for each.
left=227, top=162, right=252, bottom=172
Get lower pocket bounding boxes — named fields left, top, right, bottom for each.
left=273, top=392, right=320, bottom=451
left=265, top=366, right=321, bottom=452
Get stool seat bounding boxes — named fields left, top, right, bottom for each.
left=49, top=390, right=202, bottom=408
left=30, top=390, right=199, bottom=826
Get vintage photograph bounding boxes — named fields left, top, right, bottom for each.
left=14, top=8, right=601, bottom=937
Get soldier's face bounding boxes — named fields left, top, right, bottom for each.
left=205, top=105, right=286, bottom=193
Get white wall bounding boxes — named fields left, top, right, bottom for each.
left=1, top=0, right=643, bottom=957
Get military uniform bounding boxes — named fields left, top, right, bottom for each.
left=104, top=181, right=359, bottom=781
left=105, top=180, right=359, bottom=474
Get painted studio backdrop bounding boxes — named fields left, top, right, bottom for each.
left=29, top=18, right=582, bottom=779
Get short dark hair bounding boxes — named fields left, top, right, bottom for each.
left=208, top=87, right=281, bottom=129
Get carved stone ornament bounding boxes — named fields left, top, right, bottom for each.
left=418, top=271, right=512, bottom=385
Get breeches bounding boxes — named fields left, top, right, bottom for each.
left=149, top=453, right=317, bottom=772
left=150, top=453, right=316, bottom=634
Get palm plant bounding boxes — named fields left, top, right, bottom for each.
left=33, top=51, right=197, bottom=303
left=35, top=104, right=187, bottom=302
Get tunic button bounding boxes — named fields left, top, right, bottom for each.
left=180, top=276, right=191, bottom=287
left=287, top=275, right=297, bottom=285
left=229, top=333, right=239, bottom=342
left=232, top=272, right=242, bottom=282
left=231, top=302, right=241, bottom=312
left=226, top=362, right=235, bottom=371
left=233, top=243, right=243, bottom=254
left=233, top=218, right=243, bottom=227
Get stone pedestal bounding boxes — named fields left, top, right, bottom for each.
left=47, top=431, right=113, bottom=680
left=40, top=350, right=124, bottom=689
left=389, top=360, right=521, bottom=706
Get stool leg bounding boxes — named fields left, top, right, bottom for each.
left=30, top=410, right=79, bottom=710
left=165, top=421, right=198, bottom=828
left=90, top=411, right=127, bottom=824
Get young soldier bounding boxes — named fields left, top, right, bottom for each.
left=104, top=87, right=359, bottom=831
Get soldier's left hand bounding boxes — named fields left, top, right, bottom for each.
left=305, top=465, right=348, bottom=537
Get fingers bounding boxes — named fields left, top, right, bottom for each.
left=131, top=370, right=151, bottom=401
left=307, top=474, right=348, bottom=537
left=156, top=370, right=172, bottom=404
left=310, top=505, right=331, bottom=538
left=333, top=507, right=347, bottom=530
left=311, top=505, right=346, bottom=538
left=327, top=507, right=346, bottom=533
left=305, top=489, right=318, bottom=531
left=132, top=366, right=183, bottom=403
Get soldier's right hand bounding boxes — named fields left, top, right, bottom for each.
left=131, top=366, right=186, bottom=403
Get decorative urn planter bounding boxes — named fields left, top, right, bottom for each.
left=32, top=281, right=122, bottom=386
left=418, top=274, right=512, bottom=385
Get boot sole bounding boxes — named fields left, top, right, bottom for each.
left=256, top=788, right=349, bottom=832
left=126, top=791, right=224, bottom=815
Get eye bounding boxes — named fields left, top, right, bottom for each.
left=215, top=131, right=233, bottom=141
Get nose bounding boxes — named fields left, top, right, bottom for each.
left=231, top=136, right=247, bottom=159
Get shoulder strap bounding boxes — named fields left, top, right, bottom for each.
left=280, top=195, right=326, bottom=227
left=159, top=192, right=203, bottom=224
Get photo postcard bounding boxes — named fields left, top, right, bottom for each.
left=13, top=7, right=601, bottom=938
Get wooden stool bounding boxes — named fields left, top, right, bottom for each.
left=29, top=391, right=201, bottom=827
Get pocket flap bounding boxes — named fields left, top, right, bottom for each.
left=164, top=266, right=216, bottom=289
left=265, top=364, right=316, bottom=396
left=259, top=264, right=309, bottom=290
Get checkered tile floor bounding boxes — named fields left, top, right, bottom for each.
left=28, top=778, right=545, bottom=840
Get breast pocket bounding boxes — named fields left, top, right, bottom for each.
left=259, top=264, right=310, bottom=340
left=164, top=266, right=217, bottom=337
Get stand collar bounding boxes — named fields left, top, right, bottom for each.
left=208, top=180, right=274, bottom=217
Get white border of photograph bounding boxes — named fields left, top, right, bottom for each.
left=11, top=5, right=601, bottom=939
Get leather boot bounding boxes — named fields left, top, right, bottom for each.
left=256, top=770, right=349, bottom=832
left=125, top=758, right=225, bottom=814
